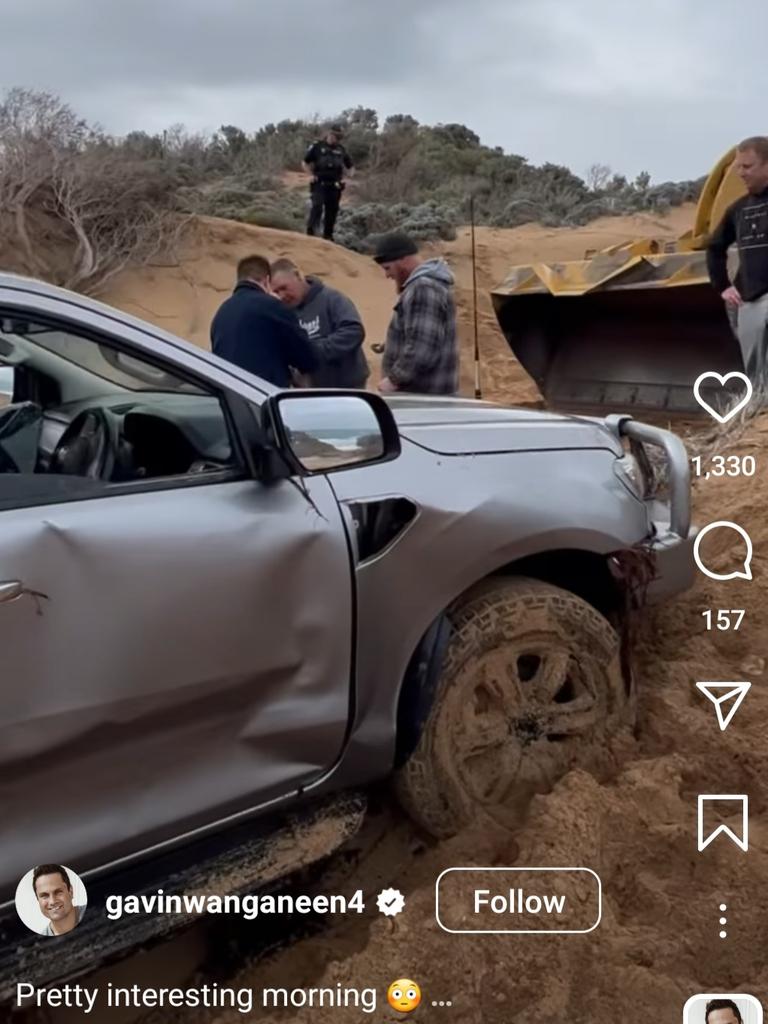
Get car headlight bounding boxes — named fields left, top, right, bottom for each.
left=614, top=451, right=646, bottom=497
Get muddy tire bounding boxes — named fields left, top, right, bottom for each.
left=395, top=576, right=633, bottom=838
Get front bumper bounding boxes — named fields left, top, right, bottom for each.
left=645, top=502, right=697, bottom=603
left=607, top=415, right=696, bottom=603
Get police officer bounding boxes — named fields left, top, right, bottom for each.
left=303, top=124, right=353, bottom=242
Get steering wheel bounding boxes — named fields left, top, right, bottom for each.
left=49, top=408, right=120, bottom=480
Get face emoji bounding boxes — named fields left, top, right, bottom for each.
left=387, top=979, right=421, bottom=1013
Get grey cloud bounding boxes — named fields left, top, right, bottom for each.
left=0, top=0, right=765, bottom=180
left=4, top=0, right=470, bottom=90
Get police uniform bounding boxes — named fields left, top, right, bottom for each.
left=304, top=132, right=352, bottom=241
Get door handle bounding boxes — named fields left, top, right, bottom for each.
left=0, top=580, right=23, bottom=604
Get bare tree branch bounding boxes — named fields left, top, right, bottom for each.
left=0, top=88, right=182, bottom=295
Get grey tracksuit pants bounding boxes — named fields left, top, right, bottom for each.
left=730, top=293, right=768, bottom=387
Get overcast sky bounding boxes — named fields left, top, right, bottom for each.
left=2, top=0, right=765, bottom=182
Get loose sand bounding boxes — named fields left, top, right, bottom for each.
left=96, top=206, right=768, bottom=1023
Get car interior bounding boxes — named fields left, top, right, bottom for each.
left=0, top=316, right=238, bottom=500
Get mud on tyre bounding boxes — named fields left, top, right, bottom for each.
left=395, top=576, right=633, bottom=838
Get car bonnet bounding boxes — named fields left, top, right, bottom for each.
left=386, top=396, right=623, bottom=455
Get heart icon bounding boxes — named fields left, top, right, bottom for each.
left=693, top=371, right=753, bottom=423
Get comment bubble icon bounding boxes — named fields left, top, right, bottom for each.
left=693, top=521, right=753, bottom=582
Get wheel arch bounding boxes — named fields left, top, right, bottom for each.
left=487, top=547, right=626, bottom=624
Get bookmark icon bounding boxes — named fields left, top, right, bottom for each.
left=697, top=795, right=749, bottom=852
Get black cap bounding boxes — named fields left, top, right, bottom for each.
left=372, top=232, right=419, bottom=264
left=328, top=124, right=344, bottom=137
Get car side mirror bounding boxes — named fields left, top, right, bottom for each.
left=262, top=390, right=401, bottom=476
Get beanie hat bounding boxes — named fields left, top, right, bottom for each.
left=372, top=232, right=419, bottom=264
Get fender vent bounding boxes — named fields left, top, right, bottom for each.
left=347, top=497, right=417, bottom=563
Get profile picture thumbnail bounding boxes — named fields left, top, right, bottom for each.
left=683, top=994, right=763, bottom=1024
left=15, top=864, right=88, bottom=937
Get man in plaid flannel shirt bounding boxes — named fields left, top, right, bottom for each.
left=373, top=232, right=460, bottom=395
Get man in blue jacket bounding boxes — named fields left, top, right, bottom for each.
left=270, top=258, right=369, bottom=388
left=211, top=255, right=317, bottom=388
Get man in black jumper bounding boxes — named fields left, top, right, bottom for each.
left=707, top=135, right=768, bottom=385
left=210, top=255, right=316, bottom=388
left=270, top=258, right=369, bottom=388
left=303, top=124, right=353, bottom=242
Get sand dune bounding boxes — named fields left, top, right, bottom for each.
left=103, top=205, right=695, bottom=404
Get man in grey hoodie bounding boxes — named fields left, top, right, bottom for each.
left=270, top=259, right=369, bottom=389
left=373, top=232, right=460, bottom=395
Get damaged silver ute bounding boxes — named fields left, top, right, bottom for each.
left=0, top=274, right=694, bottom=983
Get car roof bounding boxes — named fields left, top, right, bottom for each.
left=0, top=272, right=274, bottom=399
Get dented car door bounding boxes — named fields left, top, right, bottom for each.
left=0, top=474, right=354, bottom=896
left=0, top=284, right=355, bottom=899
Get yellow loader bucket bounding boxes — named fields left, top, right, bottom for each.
left=491, top=143, right=751, bottom=416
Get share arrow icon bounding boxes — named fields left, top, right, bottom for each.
left=695, top=682, right=752, bottom=731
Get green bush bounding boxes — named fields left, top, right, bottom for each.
left=200, top=184, right=254, bottom=214
left=239, top=206, right=299, bottom=231
left=335, top=199, right=459, bottom=251
left=96, top=101, right=705, bottom=241
left=235, top=171, right=279, bottom=192
left=401, top=201, right=458, bottom=241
